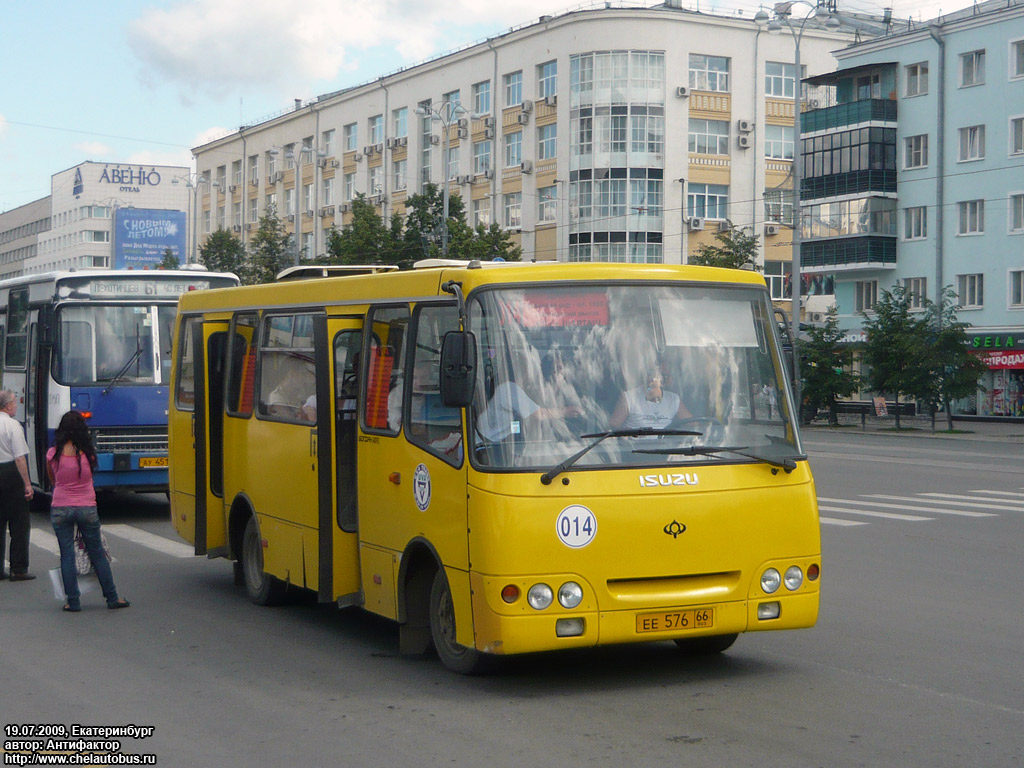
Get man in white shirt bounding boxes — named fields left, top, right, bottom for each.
left=0, top=390, right=35, bottom=581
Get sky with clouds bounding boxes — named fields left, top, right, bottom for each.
left=1, top=0, right=978, bottom=212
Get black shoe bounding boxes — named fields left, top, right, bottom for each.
left=9, top=572, right=36, bottom=581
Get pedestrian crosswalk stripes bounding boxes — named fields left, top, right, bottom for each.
left=25, top=521, right=193, bottom=561
left=819, top=488, right=1023, bottom=528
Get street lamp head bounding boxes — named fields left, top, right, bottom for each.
left=825, top=14, right=841, bottom=28
left=767, top=18, right=783, bottom=32
left=754, top=8, right=770, bottom=24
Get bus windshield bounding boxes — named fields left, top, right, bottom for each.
left=469, top=283, right=799, bottom=471
left=55, top=304, right=170, bottom=385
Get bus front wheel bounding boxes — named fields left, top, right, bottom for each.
left=242, top=516, right=286, bottom=606
left=429, top=570, right=493, bottom=675
left=674, top=633, right=738, bottom=655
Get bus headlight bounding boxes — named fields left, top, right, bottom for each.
left=527, top=583, right=554, bottom=610
left=784, top=566, right=804, bottom=591
left=557, top=582, right=583, bottom=609
left=760, top=568, right=781, bottom=594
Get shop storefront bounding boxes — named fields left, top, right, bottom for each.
left=952, top=332, right=1024, bottom=420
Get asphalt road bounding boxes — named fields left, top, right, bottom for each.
left=2, top=430, right=1022, bottom=767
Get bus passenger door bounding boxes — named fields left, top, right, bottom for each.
left=319, top=318, right=363, bottom=603
left=193, top=319, right=230, bottom=556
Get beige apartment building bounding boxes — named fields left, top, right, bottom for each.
left=192, top=3, right=855, bottom=297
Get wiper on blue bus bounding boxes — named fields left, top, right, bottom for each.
left=633, top=444, right=797, bottom=473
left=540, top=428, right=702, bottom=486
left=101, top=347, right=144, bottom=395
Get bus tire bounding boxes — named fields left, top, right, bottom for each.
left=242, top=516, right=286, bottom=606
left=429, top=570, right=493, bottom=675
left=674, top=633, right=738, bottom=655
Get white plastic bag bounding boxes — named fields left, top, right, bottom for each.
left=48, top=568, right=99, bottom=601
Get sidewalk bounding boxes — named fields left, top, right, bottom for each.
left=803, top=414, right=1024, bottom=443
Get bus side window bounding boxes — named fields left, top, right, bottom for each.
left=406, top=305, right=463, bottom=464
left=174, top=317, right=197, bottom=410
left=225, top=313, right=258, bottom=418
left=362, top=305, right=409, bottom=435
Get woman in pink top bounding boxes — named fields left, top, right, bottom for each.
left=47, top=411, right=129, bottom=612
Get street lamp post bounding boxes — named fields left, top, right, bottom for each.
left=755, top=1, right=838, bottom=407
left=172, top=172, right=216, bottom=265
left=415, top=101, right=481, bottom=257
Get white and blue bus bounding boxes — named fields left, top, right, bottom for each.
left=0, top=269, right=238, bottom=498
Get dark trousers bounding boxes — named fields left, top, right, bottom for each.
left=0, top=460, right=30, bottom=574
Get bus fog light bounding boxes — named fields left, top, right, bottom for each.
left=527, top=584, right=554, bottom=610
left=500, top=584, right=520, bottom=604
left=807, top=563, right=820, bottom=581
left=784, top=566, right=803, bottom=591
left=757, top=602, right=781, bottom=620
left=760, top=568, right=781, bottom=594
left=555, top=618, right=585, bottom=637
left=557, top=581, right=583, bottom=609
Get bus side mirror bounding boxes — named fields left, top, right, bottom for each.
left=439, top=331, right=477, bottom=408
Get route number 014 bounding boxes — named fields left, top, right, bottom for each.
left=556, top=505, right=597, bottom=548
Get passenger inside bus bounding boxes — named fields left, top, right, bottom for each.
left=265, top=355, right=315, bottom=420
left=609, top=359, right=692, bottom=431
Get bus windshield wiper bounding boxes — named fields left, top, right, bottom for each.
left=540, top=428, right=702, bottom=485
left=101, top=347, right=144, bottom=394
left=633, top=444, right=797, bottom=473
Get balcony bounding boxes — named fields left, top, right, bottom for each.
left=801, top=236, right=896, bottom=273
left=802, top=170, right=896, bottom=201
left=801, top=99, right=897, bottom=134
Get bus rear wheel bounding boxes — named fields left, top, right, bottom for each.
left=429, top=570, right=493, bottom=675
left=674, top=633, right=738, bottom=655
left=242, top=516, right=286, bottom=606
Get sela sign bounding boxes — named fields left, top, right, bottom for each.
left=114, top=208, right=186, bottom=269
left=98, top=166, right=162, bottom=192
left=969, top=333, right=1023, bottom=350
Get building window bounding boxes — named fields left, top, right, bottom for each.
left=1013, top=39, right=1024, bottom=79
left=856, top=73, right=882, bottom=100
left=392, top=108, right=408, bottom=139
left=765, top=124, right=794, bottom=159
left=855, top=280, right=879, bottom=312
left=504, top=131, right=522, bottom=167
left=904, top=206, right=927, bottom=240
left=961, top=50, right=985, bottom=86
left=368, top=166, right=382, bottom=197
left=631, top=179, right=663, bottom=217
left=303, top=183, right=313, bottom=213
left=322, top=129, right=335, bottom=157
left=688, top=118, right=729, bottom=155
left=264, top=194, right=276, bottom=214
left=764, top=261, right=788, bottom=300
left=904, top=134, right=928, bottom=169
left=687, top=183, right=729, bottom=220
left=597, top=114, right=628, bottom=154
left=958, top=125, right=985, bottom=161
left=957, top=274, right=983, bottom=308
left=538, top=185, right=557, bottom=222
left=442, top=90, right=460, bottom=121
left=250, top=197, right=258, bottom=223
left=766, top=61, right=798, bottom=98
left=905, top=277, right=927, bottom=310
left=958, top=200, right=984, bottom=234
left=473, top=140, right=491, bottom=175
left=473, top=199, right=491, bottom=228
left=538, top=124, right=557, bottom=160
left=1010, top=193, right=1024, bottom=232
left=689, top=54, right=730, bottom=92
left=1012, top=116, right=1024, bottom=155
left=472, top=81, right=491, bottom=115
left=233, top=202, right=242, bottom=227
left=630, top=114, right=664, bottom=154
left=905, top=62, right=929, bottom=96
left=595, top=179, right=627, bottom=219
left=344, top=173, right=355, bottom=202
left=538, top=60, right=558, bottom=99
left=1010, top=270, right=1024, bottom=307
left=344, top=123, right=358, bottom=152
left=504, top=71, right=523, bottom=106
left=445, top=146, right=458, bottom=181
left=232, top=160, right=243, bottom=186
left=369, top=115, right=383, bottom=146
left=284, top=188, right=295, bottom=217
left=393, top=159, right=407, bottom=191
left=504, top=192, right=522, bottom=229
left=573, top=115, right=593, bottom=158
left=249, top=155, right=259, bottom=184
left=764, top=189, right=793, bottom=226
left=322, top=177, right=334, bottom=206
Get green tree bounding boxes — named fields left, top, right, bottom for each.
left=799, top=308, right=861, bottom=425
left=464, top=222, right=522, bottom=262
left=689, top=222, right=761, bottom=271
left=860, top=285, right=933, bottom=429
left=322, top=194, right=400, bottom=265
left=159, top=247, right=180, bottom=270
left=920, top=286, right=989, bottom=431
left=245, top=205, right=292, bottom=285
left=198, top=228, right=246, bottom=276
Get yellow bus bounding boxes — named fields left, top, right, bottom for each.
left=169, top=261, right=820, bottom=673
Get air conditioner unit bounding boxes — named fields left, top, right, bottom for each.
left=516, top=113, right=530, bottom=125
left=330, top=158, right=340, bottom=168
left=270, top=171, right=284, bottom=183
left=483, top=116, right=495, bottom=128
left=374, top=143, right=384, bottom=154
left=808, top=99, right=821, bottom=109
left=370, top=194, right=383, bottom=205
left=484, top=127, right=495, bottom=139
left=457, top=175, right=472, bottom=185
left=287, top=214, right=295, bottom=222
left=521, top=99, right=534, bottom=113
left=687, top=217, right=705, bottom=230
left=340, top=203, right=353, bottom=213
left=737, top=135, right=752, bottom=149
left=718, top=220, right=731, bottom=233
left=484, top=169, right=495, bottom=180
left=363, top=146, right=374, bottom=156
left=544, top=94, right=557, bottom=107
left=520, top=160, right=533, bottom=174
left=305, top=209, right=315, bottom=218
left=320, top=205, right=335, bottom=217
left=430, top=135, right=441, bottom=146
left=675, top=86, right=690, bottom=98
left=245, top=222, right=256, bottom=230
left=457, top=127, right=469, bottom=139
left=764, top=222, right=781, bottom=236
left=809, top=312, right=826, bottom=323
left=737, top=119, right=754, bottom=133
left=353, top=153, right=364, bottom=162
left=386, top=137, right=397, bottom=149
left=458, top=117, right=470, bottom=129
left=250, top=178, right=259, bottom=187
left=232, top=224, right=242, bottom=232
left=228, top=184, right=238, bottom=193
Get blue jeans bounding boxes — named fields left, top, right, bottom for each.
left=50, top=506, right=119, bottom=609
